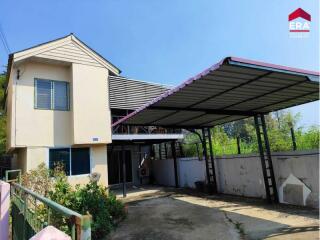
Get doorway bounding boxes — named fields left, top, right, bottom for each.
left=108, top=150, right=133, bottom=185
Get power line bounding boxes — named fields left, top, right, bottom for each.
left=0, top=23, right=10, bottom=54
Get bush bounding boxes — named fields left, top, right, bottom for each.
left=22, top=163, right=52, bottom=197
left=21, top=164, right=126, bottom=239
left=71, top=181, right=126, bottom=239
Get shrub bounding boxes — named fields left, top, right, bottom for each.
left=21, top=163, right=52, bottom=197
left=21, top=164, right=126, bottom=239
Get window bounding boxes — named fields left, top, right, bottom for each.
left=35, top=79, right=69, bottom=110
left=71, top=148, right=91, bottom=175
left=49, top=148, right=70, bottom=175
left=49, top=148, right=90, bottom=176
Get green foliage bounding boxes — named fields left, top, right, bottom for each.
left=183, top=111, right=319, bottom=156
left=0, top=73, right=6, bottom=154
left=22, top=163, right=52, bottom=197
left=22, top=164, right=126, bottom=239
left=71, top=181, right=125, bottom=239
left=296, top=126, right=320, bottom=150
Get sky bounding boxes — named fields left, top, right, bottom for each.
left=0, top=0, right=319, bottom=128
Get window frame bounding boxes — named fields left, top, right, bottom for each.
left=34, top=78, right=70, bottom=111
left=47, top=147, right=92, bottom=176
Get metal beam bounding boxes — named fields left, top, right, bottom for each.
left=138, top=144, right=142, bottom=185
left=207, top=127, right=217, bottom=193
left=171, top=141, right=179, bottom=188
left=171, top=113, right=208, bottom=126
left=249, top=90, right=318, bottom=111
left=186, top=71, right=272, bottom=108
left=260, top=115, right=278, bottom=203
left=201, top=128, right=211, bottom=184
left=149, top=106, right=261, bottom=116
left=254, top=116, right=271, bottom=202
left=219, top=79, right=309, bottom=110
left=121, top=145, right=127, bottom=198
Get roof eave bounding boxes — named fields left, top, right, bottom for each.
left=228, top=57, right=319, bottom=80
left=3, top=54, right=14, bottom=111
left=11, top=34, right=121, bottom=75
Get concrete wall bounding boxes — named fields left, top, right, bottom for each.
left=9, top=62, right=72, bottom=148
left=178, top=157, right=206, bottom=188
left=13, top=145, right=109, bottom=187
left=271, top=151, right=319, bottom=208
left=215, top=154, right=266, bottom=198
left=214, top=150, right=319, bottom=208
left=152, top=158, right=176, bottom=187
left=153, top=150, right=319, bottom=208
left=71, top=63, right=111, bottom=145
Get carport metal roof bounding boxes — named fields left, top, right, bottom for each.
left=112, top=57, right=319, bottom=128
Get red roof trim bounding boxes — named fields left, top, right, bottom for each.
left=230, top=57, right=319, bottom=76
left=288, top=8, right=311, bottom=21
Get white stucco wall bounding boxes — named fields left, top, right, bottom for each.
left=215, top=154, right=266, bottom=198
left=153, top=150, right=319, bottom=208
left=10, top=62, right=72, bottom=148
left=271, top=151, right=319, bottom=208
left=178, top=157, right=206, bottom=188
left=71, top=63, right=111, bottom=145
left=152, top=158, right=176, bottom=187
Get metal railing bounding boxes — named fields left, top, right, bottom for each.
left=6, top=170, right=91, bottom=240
left=112, top=124, right=182, bottom=135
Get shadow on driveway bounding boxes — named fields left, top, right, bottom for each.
left=109, top=187, right=319, bottom=240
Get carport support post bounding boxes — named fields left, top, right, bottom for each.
left=207, top=128, right=218, bottom=193
left=139, top=144, right=142, bottom=185
left=201, top=128, right=211, bottom=185
left=254, top=115, right=278, bottom=203
left=171, top=140, right=179, bottom=188
left=121, top=144, right=127, bottom=197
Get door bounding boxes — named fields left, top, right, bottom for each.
left=107, top=150, right=132, bottom=185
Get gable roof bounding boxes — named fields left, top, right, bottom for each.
left=10, top=33, right=120, bottom=75
left=288, top=8, right=311, bottom=21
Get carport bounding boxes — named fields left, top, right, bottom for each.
left=113, top=57, right=319, bottom=203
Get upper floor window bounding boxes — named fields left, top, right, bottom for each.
left=35, top=79, right=69, bottom=111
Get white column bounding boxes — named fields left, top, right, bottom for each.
left=0, top=181, right=10, bottom=240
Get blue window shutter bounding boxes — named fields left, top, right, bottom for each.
left=71, top=148, right=90, bottom=175
left=53, top=81, right=69, bottom=110
left=35, top=79, right=52, bottom=109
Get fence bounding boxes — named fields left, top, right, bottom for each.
left=153, top=150, right=319, bottom=208
left=6, top=170, right=91, bottom=240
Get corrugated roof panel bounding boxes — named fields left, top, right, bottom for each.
left=109, top=76, right=169, bottom=110
left=112, top=57, right=319, bottom=128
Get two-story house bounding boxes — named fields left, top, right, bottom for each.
left=6, top=34, right=183, bottom=187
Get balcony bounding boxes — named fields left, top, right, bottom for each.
left=111, top=114, right=183, bottom=142
left=112, top=124, right=181, bottom=135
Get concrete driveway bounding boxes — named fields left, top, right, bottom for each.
left=109, top=187, right=319, bottom=240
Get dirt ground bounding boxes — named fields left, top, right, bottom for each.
left=108, top=186, right=319, bottom=240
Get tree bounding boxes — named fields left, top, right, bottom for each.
left=183, top=110, right=318, bottom=156
left=0, top=72, right=6, bottom=154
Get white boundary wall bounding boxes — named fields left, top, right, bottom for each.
left=152, top=150, right=319, bottom=208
